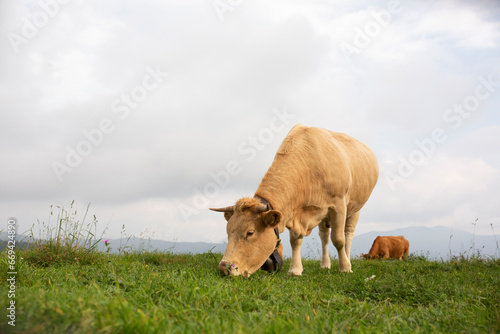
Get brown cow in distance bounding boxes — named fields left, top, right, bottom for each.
left=362, top=236, right=409, bottom=260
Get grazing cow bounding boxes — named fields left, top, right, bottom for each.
left=210, top=124, right=379, bottom=277
left=362, top=236, right=410, bottom=260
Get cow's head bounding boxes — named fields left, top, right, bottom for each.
left=362, top=253, right=377, bottom=260
left=210, top=197, right=282, bottom=278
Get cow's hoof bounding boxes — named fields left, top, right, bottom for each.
left=288, top=269, right=303, bottom=276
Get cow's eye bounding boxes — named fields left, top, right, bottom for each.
left=246, top=230, right=255, bottom=239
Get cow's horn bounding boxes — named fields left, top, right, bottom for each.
left=256, top=203, right=271, bottom=213
left=209, top=206, right=234, bottom=212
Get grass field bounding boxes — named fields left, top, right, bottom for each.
left=1, top=205, right=499, bottom=333
left=1, top=247, right=499, bottom=333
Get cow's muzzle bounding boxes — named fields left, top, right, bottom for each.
left=219, top=260, right=237, bottom=276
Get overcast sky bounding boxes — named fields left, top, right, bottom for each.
left=1, top=0, right=499, bottom=244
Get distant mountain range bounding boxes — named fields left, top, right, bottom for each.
left=1, top=226, right=498, bottom=260
left=346, top=226, right=499, bottom=260
left=279, top=225, right=499, bottom=260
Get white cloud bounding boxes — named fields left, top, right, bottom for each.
left=1, top=0, right=499, bottom=243
left=415, top=1, right=500, bottom=49
left=445, top=125, right=500, bottom=167
left=365, top=154, right=500, bottom=235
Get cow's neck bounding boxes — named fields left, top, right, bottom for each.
left=254, top=157, right=304, bottom=232
left=254, top=195, right=273, bottom=210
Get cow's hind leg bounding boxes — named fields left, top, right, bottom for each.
left=344, top=211, right=360, bottom=260
left=329, top=201, right=352, bottom=273
left=318, top=219, right=331, bottom=269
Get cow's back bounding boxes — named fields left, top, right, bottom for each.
left=270, top=125, right=378, bottom=206
left=256, top=124, right=379, bottom=234
left=325, top=130, right=379, bottom=211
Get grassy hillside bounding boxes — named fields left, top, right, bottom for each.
left=1, top=248, right=499, bottom=333
left=2, top=204, right=498, bottom=333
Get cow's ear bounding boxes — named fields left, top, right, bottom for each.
left=262, top=210, right=282, bottom=227
left=223, top=212, right=234, bottom=221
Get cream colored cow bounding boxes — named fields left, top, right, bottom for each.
left=211, top=124, right=378, bottom=277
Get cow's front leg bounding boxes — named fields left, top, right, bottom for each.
left=289, top=230, right=303, bottom=276
left=318, top=221, right=331, bottom=269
